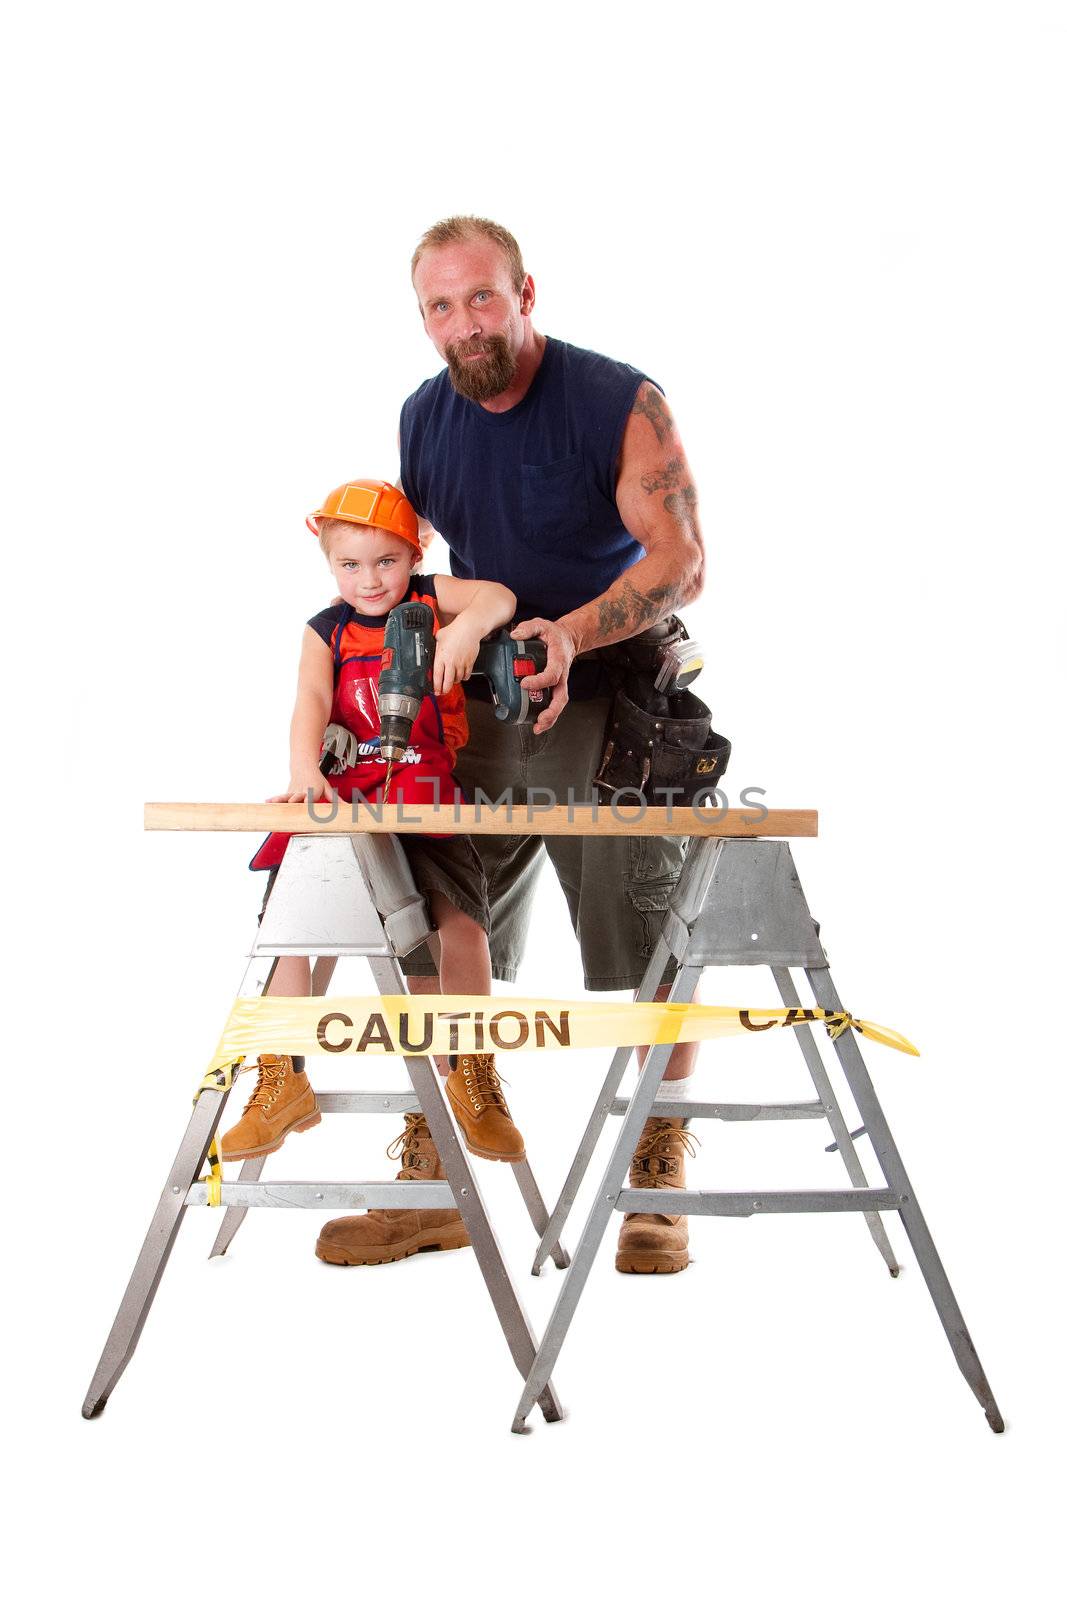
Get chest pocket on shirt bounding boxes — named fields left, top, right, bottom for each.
left=520, top=453, right=590, bottom=548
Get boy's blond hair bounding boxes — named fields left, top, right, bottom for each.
left=317, top=517, right=422, bottom=569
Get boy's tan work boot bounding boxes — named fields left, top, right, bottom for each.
left=615, top=1116, right=697, bottom=1274
left=220, top=1054, right=320, bottom=1161
left=315, top=1113, right=470, bottom=1266
left=445, top=1053, right=525, bottom=1162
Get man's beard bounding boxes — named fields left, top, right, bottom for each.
left=444, top=334, right=518, bottom=402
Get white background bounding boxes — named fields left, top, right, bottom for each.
left=3, top=3, right=1064, bottom=1596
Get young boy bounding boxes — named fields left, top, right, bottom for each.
left=221, top=480, right=525, bottom=1262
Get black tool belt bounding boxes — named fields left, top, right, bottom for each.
left=591, top=616, right=731, bottom=802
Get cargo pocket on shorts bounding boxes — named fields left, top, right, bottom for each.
left=625, top=835, right=684, bottom=958
left=626, top=880, right=675, bottom=959
left=627, top=833, right=686, bottom=885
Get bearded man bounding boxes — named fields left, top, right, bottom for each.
left=316, top=216, right=705, bottom=1275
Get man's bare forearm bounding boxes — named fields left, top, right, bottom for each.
left=561, top=440, right=705, bottom=652
left=559, top=551, right=701, bottom=654
left=567, top=566, right=697, bottom=657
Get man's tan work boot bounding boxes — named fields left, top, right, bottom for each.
left=445, top=1053, right=525, bottom=1162
left=220, top=1054, right=320, bottom=1161
left=315, top=1113, right=471, bottom=1266
left=615, top=1116, right=697, bottom=1274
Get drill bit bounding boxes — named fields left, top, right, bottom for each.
left=383, top=758, right=395, bottom=797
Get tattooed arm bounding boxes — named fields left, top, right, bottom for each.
left=512, top=381, right=704, bottom=732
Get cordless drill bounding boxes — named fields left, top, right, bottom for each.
left=473, top=627, right=551, bottom=722
left=378, top=602, right=437, bottom=773
left=317, top=603, right=437, bottom=787
left=371, top=602, right=553, bottom=790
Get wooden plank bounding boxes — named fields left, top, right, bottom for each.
left=144, top=802, right=818, bottom=838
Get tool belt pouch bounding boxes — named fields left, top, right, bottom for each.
left=592, top=618, right=731, bottom=802
left=594, top=686, right=731, bottom=801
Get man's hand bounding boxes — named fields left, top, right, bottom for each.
left=509, top=617, right=577, bottom=734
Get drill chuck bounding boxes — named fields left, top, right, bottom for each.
left=379, top=694, right=424, bottom=761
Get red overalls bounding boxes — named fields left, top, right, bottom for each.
left=250, top=579, right=468, bottom=870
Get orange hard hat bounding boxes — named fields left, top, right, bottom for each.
left=307, top=479, right=421, bottom=555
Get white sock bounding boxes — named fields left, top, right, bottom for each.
left=655, top=1078, right=692, bottom=1101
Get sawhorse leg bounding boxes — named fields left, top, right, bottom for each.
left=82, top=1079, right=237, bottom=1417
left=805, top=964, right=1004, bottom=1432
left=531, top=937, right=672, bottom=1275
left=771, top=966, right=901, bottom=1276
left=84, top=940, right=284, bottom=1413
left=511, top=963, right=702, bottom=1432
left=209, top=954, right=335, bottom=1260
left=366, top=957, right=562, bottom=1423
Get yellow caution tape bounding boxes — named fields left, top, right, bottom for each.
left=204, top=996, right=917, bottom=1073
left=200, top=1141, right=223, bottom=1206
left=196, top=1059, right=247, bottom=1097
left=193, top=1058, right=248, bottom=1205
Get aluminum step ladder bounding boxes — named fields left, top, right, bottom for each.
left=83, top=830, right=565, bottom=1424
left=513, top=835, right=1003, bottom=1434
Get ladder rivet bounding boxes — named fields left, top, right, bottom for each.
left=383, top=1099, right=390, bottom=1108
left=315, top=1193, right=324, bottom=1201
left=172, top=1186, right=181, bottom=1195
left=461, top=1187, right=469, bottom=1197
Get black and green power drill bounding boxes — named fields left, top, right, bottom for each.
left=368, top=601, right=552, bottom=786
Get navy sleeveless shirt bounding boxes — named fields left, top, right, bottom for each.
left=399, top=336, right=659, bottom=699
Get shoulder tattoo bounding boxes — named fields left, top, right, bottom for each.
left=632, top=383, right=674, bottom=446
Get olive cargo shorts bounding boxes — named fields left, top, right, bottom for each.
left=399, top=695, right=685, bottom=991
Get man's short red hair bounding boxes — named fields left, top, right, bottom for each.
left=411, top=215, right=526, bottom=294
